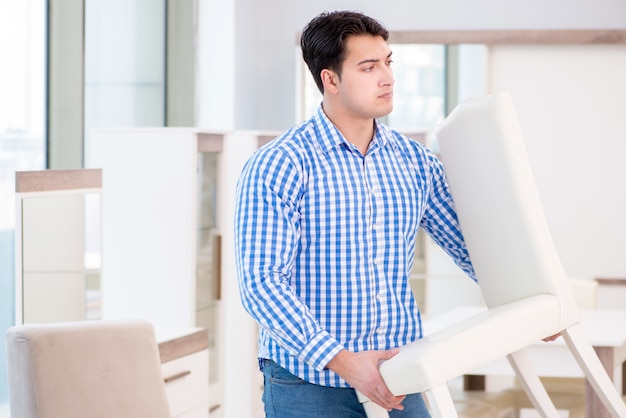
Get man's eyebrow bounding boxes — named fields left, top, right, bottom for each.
left=357, top=51, right=393, bottom=66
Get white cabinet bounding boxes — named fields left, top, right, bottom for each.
left=88, top=129, right=275, bottom=417
left=14, top=169, right=102, bottom=324
left=88, top=128, right=222, bottom=328
left=163, top=350, right=209, bottom=417
left=158, top=328, right=210, bottom=417
left=88, top=127, right=223, bottom=411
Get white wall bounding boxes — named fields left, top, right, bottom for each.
left=229, top=0, right=626, bottom=130
left=489, top=45, right=626, bottom=279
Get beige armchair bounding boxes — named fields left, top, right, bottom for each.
left=5, top=318, right=171, bottom=418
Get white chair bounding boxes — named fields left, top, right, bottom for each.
left=6, top=318, right=172, bottom=418
left=357, top=92, right=626, bottom=418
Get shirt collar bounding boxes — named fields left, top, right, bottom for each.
left=312, top=105, right=391, bottom=155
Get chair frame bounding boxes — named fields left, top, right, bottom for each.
left=357, top=93, right=626, bottom=418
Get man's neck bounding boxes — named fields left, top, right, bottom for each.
left=322, top=103, right=375, bottom=155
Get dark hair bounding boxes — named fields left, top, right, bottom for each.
left=300, top=11, right=389, bottom=94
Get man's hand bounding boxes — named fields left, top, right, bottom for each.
left=326, top=348, right=405, bottom=412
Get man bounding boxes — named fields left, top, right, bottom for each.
left=234, top=10, right=476, bottom=417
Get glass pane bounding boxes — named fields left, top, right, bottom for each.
left=0, top=1, right=47, bottom=415
left=84, top=0, right=166, bottom=158
left=387, top=44, right=446, bottom=131
left=195, top=152, right=220, bottom=393
left=84, top=192, right=102, bottom=320
left=196, top=152, right=219, bottom=312
left=301, top=68, right=322, bottom=121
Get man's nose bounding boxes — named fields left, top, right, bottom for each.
left=380, top=66, right=394, bottom=86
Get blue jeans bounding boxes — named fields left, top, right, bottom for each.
left=262, top=359, right=431, bottom=418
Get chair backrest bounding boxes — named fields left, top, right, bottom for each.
left=434, top=92, right=578, bottom=328
left=6, top=319, right=171, bottom=418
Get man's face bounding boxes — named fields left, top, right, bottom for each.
left=333, top=34, right=394, bottom=120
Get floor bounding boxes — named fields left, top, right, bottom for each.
left=241, top=375, right=583, bottom=418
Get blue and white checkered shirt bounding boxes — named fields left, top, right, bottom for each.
left=235, top=106, right=476, bottom=388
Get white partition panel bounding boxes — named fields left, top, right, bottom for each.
left=89, top=128, right=221, bottom=328
left=489, top=45, right=626, bottom=279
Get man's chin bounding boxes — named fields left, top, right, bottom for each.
left=375, top=108, right=393, bottom=119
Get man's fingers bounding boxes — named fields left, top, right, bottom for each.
left=367, top=348, right=405, bottom=410
left=378, top=347, right=400, bottom=362
left=326, top=348, right=407, bottom=411
left=369, top=363, right=405, bottom=410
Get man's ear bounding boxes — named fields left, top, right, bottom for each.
left=320, top=69, right=339, bottom=95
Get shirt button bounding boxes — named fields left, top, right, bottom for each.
left=376, top=328, right=384, bottom=334
left=374, top=258, right=382, bottom=264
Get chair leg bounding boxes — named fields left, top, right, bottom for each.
left=356, top=391, right=390, bottom=418
left=561, top=322, right=626, bottom=418
left=361, top=400, right=390, bottom=418
left=507, top=348, right=560, bottom=418
left=360, top=386, right=458, bottom=418
left=424, top=384, right=459, bottom=418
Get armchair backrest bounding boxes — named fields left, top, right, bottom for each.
left=6, top=319, right=171, bottom=418
left=434, top=92, right=578, bottom=329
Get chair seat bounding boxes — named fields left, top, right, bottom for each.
left=379, top=294, right=565, bottom=396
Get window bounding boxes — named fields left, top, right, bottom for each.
left=0, top=1, right=47, bottom=414
left=84, top=0, right=166, bottom=160
left=386, top=44, right=446, bottom=131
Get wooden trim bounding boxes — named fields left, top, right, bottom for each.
left=197, top=133, right=224, bottom=152
left=401, top=131, right=428, bottom=145
left=588, top=346, right=615, bottom=418
left=214, top=234, right=222, bottom=300
left=463, top=374, right=486, bottom=391
left=595, top=277, right=626, bottom=286
left=16, top=169, right=102, bottom=193
left=388, top=29, right=626, bottom=45
left=257, top=134, right=278, bottom=148
left=158, top=328, right=209, bottom=363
